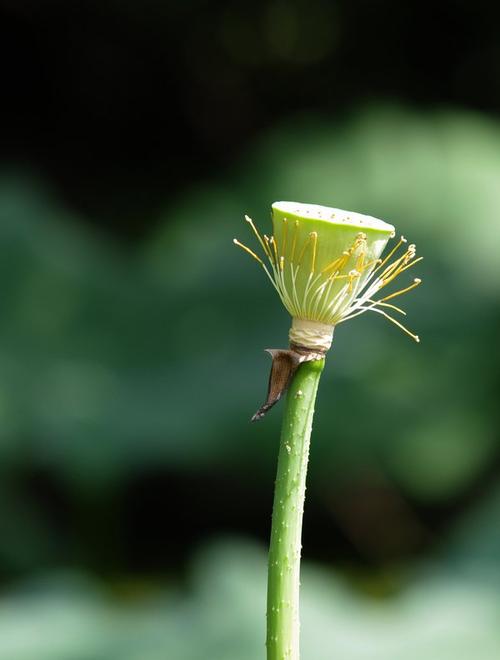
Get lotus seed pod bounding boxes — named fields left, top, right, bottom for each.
left=234, top=201, right=421, bottom=351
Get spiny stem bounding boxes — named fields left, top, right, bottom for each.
left=266, top=358, right=325, bottom=660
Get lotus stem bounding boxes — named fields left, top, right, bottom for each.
left=266, top=358, right=325, bottom=660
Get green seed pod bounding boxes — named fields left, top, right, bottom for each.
left=235, top=201, right=421, bottom=351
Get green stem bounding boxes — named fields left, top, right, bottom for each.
left=266, top=357, right=325, bottom=660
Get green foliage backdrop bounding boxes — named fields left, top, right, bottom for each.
left=0, top=106, right=500, bottom=657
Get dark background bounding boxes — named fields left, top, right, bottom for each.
left=3, top=0, right=500, bottom=237
left=1, top=2, right=500, bottom=659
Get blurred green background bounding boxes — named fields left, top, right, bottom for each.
left=1, top=1, right=500, bottom=658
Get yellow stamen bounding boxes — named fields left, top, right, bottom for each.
left=290, top=220, right=299, bottom=263
left=381, top=255, right=422, bottom=286
left=310, top=232, right=318, bottom=273
left=321, top=233, right=364, bottom=275
left=347, top=269, right=360, bottom=293
left=379, top=278, right=422, bottom=302
left=269, top=236, right=279, bottom=266
left=322, top=255, right=347, bottom=275
left=378, top=247, right=416, bottom=281
left=245, top=215, right=272, bottom=260
left=373, top=236, right=407, bottom=274
left=374, top=308, right=420, bottom=342
left=264, top=235, right=275, bottom=264
left=362, top=257, right=381, bottom=272
left=396, top=256, right=424, bottom=276
left=281, top=218, right=288, bottom=261
left=233, top=239, right=264, bottom=265
left=296, top=233, right=312, bottom=266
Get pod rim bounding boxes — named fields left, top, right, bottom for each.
left=272, top=201, right=395, bottom=234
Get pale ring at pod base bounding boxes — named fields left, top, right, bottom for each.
left=234, top=201, right=422, bottom=419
